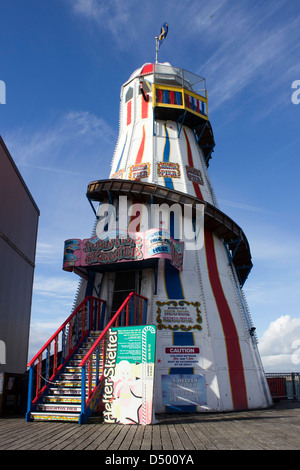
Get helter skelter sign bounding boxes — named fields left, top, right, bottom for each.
left=63, top=229, right=184, bottom=272
left=102, top=325, right=156, bottom=425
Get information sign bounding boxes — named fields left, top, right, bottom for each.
left=103, top=325, right=156, bottom=425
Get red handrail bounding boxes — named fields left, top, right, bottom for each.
left=79, top=292, right=147, bottom=368
left=26, top=296, right=106, bottom=406
left=78, top=292, right=148, bottom=422
left=27, top=295, right=101, bottom=367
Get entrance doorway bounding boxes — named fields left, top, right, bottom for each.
left=111, top=271, right=138, bottom=317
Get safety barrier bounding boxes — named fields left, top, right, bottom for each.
left=266, top=373, right=300, bottom=401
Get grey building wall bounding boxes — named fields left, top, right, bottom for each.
left=0, top=136, right=39, bottom=373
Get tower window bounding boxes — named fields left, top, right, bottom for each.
left=125, top=87, right=133, bottom=102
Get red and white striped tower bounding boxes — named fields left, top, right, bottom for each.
left=84, top=61, right=272, bottom=413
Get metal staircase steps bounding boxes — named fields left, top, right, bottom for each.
left=29, top=331, right=103, bottom=423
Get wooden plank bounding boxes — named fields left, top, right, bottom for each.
left=0, top=420, right=41, bottom=444
left=99, top=424, right=124, bottom=450
left=129, top=425, right=145, bottom=450
left=140, top=424, right=152, bottom=450
left=197, top=421, right=232, bottom=450
left=0, top=418, right=31, bottom=436
left=1, top=401, right=300, bottom=450
left=118, top=425, right=137, bottom=450
left=175, top=421, right=203, bottom=450
left=168, top=423, right=184, bottom=449
left=33, top=423, right=80, bottom=451
left=216, top=419, right=268, bottom=450
left=206, top=419, right=244, bottom=450
left=54, top=424, right=100, bottom=450
left=0, top=421, right=65, bottom=450
left=160, top=423, right=173, bottom=450
left=186, top=422, right=213, bottom=450
left=84, top=424, right=118, bottom=450
left=237, top=417, right=296, bottom=450
left=152, top=423, right=163, bottom=450
left=107, top=425, right=131, bottom=450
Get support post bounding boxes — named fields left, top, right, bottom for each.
left=25, top=366, right=34, bottom=422
left=79, top=366, right=86, bottom=425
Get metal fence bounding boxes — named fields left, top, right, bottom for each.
left=265, top=373, right=300, bottom=401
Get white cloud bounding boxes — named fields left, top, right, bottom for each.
left=6, top=110, right=115, bottom=171
left=33, top=275, right=79, bottom=299
left=258, top=315, right=300, bottom=372
left=69, top=0, right=132, bottom=48
left=28, top=318, right=67, bottom=362
left=35, top=242, right=64, bottom=265
left=4, top=109, right=113, bottom=245
left=66, top=0, right=300, bottom=116
left=219, top=198, right=267, bottom=214
left=195, top=1, right=300, bottom=112
left=29, top=275, right=81, bottom=359
left=250, top=239, right=300, bottom=263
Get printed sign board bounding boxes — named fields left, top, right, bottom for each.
left=162, top=374, right=207, bottom=407
left=102, top=325, right=156, bottom=425
left=63, top=229, right=183, bottom=272
left=129, top=163, right=150, bottom=180
left=157, top=162, right=180, bottom=178
left=185, top=166, right=204, bottom=185
left=163, top=345, right=200, bottom=368
left=156, top=299, right=202, bottom=332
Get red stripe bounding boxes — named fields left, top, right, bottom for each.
left=140, top=63, right=153, bottom=75
left=204, top=229, right=248, bottom=410
left=127, top=101, right=131, bottom=126
left=183, top=128, right=203, bottom=200
left=183, top=129, right=248, bottom=409
left=141, top=95, right=148, bottom=119
left=135, top=126, right=145, bottom=164
left=128, top=205, right=142, bottom=232
left=193, top=181, right=202, bottom=200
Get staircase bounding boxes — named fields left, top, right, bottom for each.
left=26, top=292, right=148, bottom=424
left=29, top=331, right=102, bottom=423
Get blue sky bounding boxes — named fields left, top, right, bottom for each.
left=1, top=0, right=300, bottom=372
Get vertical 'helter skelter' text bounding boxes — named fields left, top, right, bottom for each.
left=102, top=329, right=118, bottom=423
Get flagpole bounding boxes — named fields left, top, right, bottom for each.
left=155, top=36, right=159, bottom=64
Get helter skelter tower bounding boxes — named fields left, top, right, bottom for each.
left=78, top=57, right=273, bottom=414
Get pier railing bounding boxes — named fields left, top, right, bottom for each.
left=266, top=373, right=300, bottom=401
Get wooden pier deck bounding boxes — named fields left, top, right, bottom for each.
left=0, top=401, right=300, bottom=453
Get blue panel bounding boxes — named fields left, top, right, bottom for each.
left=162, top=124, right=174, bottom=190
left=164, top=260, right=184, bottom=299
left=166, top=334, right=197, bottom=413
left=164, top=177, right=174, bottom=189
left=115, top=134, right=127, bottom=173
left=165, top=405, right=197, bottom=413
left=173, top=332, right=194, bottom=345
left=163, top=124, right=170, bottom=162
